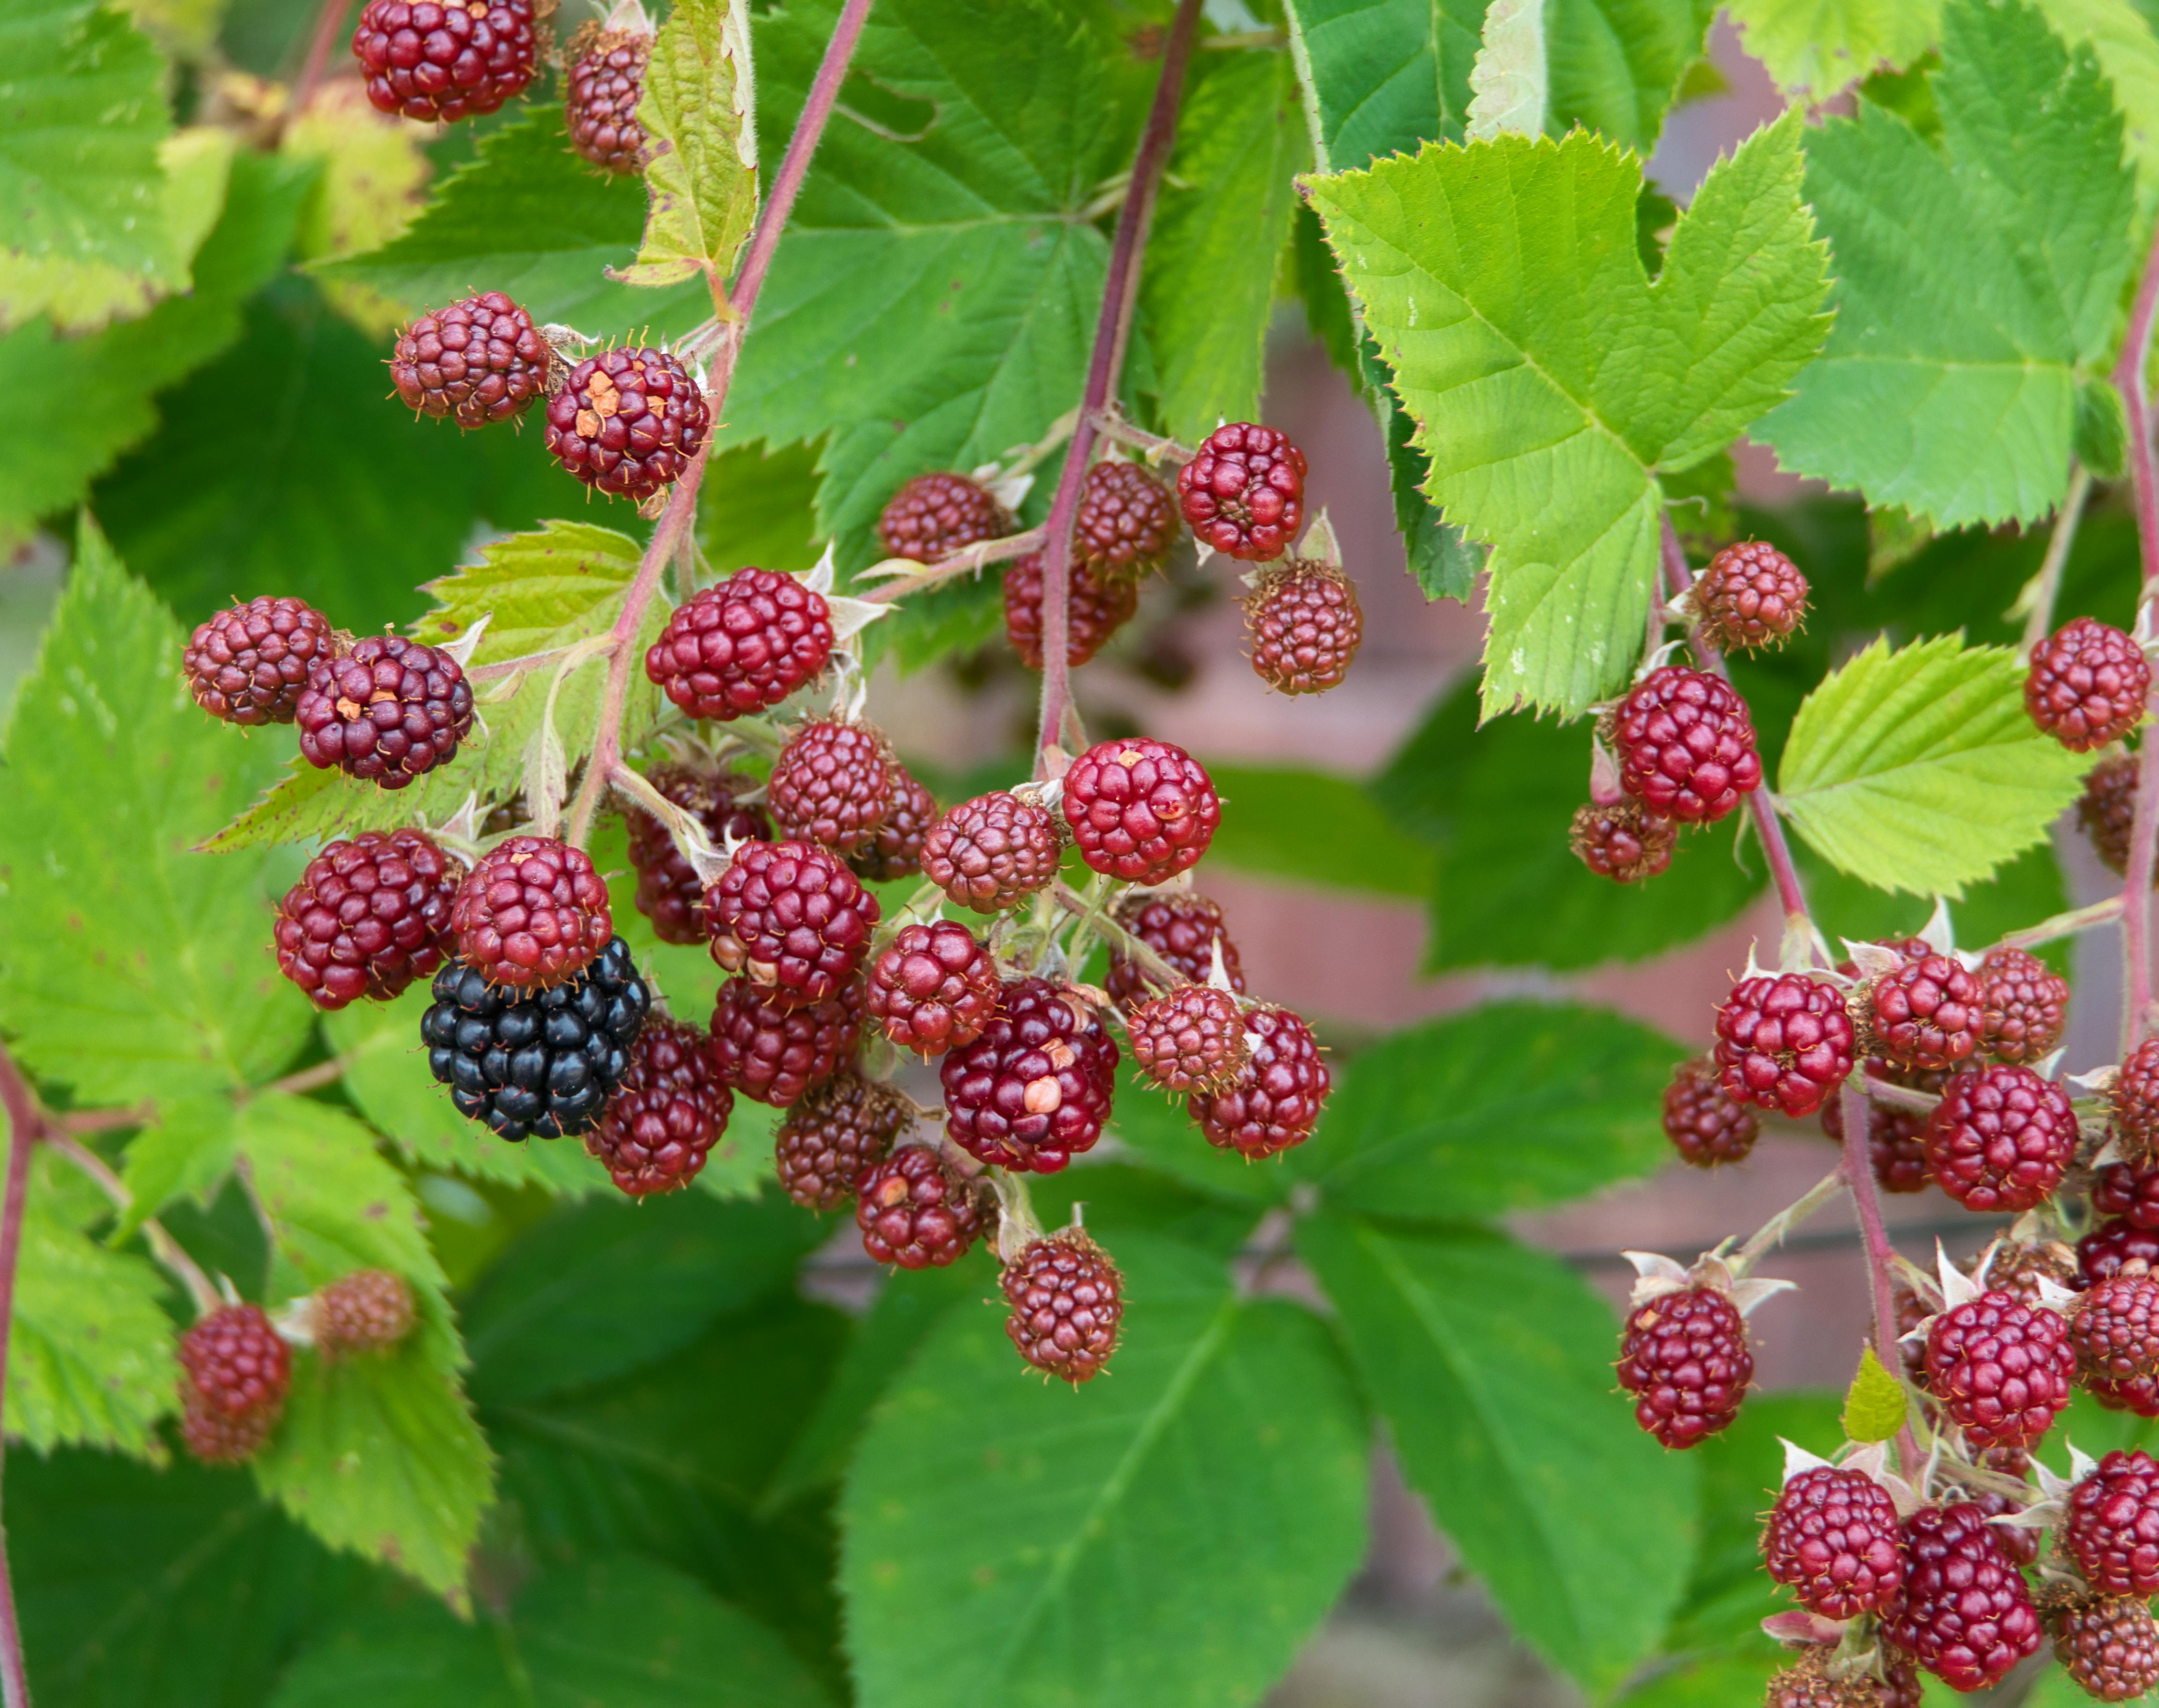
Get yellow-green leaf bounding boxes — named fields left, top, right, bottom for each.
left=1841, top=1345, right=1908, bottom=1443
left=614, top=0, right=758, bottom=289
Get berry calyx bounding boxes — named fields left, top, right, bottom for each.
left=1973, top=944, right=2069, bottom=1065
left=921, top=792, right=1062, bottom=913
left=1692, top=540, right=1809, bottom=651
left=1761, top=1464, right=1905, bottom=1620
left=1175, top=422, right=1307, bottom=560
left=1189, top=1004, right=1328, bottom=1159
left=388, top=293, right=548, bottom=428
left=1569, top=799, right=1678, bottom=883
left=1921, top=1287, right=2074, bottom=1450
left=1003, top=1230, right=1123, bottom=1384
left=708, top=974, right=862, bottom=1106
left=2081, top=752, right=2139, bottom=875
left=546, top=346, right=710, bottom=502
left=309, top=1270, right=416, bottom=1357
left=774, top=1070, right=908, bottom=1210
left=1662, top=1055, right=1760, bottom=1167
left=1881, top=1502, right=2041, bottom=1692
left=1105, top=893, right=1245, bottom=1014
left=2026, top=616, right=2151, bottom=751
left=450, top=835, right=612, bottom=992
left=940, top=977, right=1119, bottom=1173
left=1611, top=665, right=1763, bottom=824
left=296, top=633, right=474, bottom=790
left=2065, top=1449, right=2159, bottom=1596
left=1616, top=1284, right=1750, bottom=1448
left=2073, top=1268, right=2159, bottom=1383
left=704, top=839, right=879, bottom=1008
left=1245, top=561, right=1363, bottom=695
left=644, top=567, right=834, bottom=720
left=622, top=764, right=770, bottom=945
left=767, top=720, right=893, bottom=855
left=177, top=1303, right=292, bottom=1464
left=1714, top=974, right=1856, bottom=1118
left=564, top=24, right=651, bottom=174
left=2115, top=1037, right=2159, bottom=1162
left=274, top=828, right=465, bottom=1009
left=352, top=0, right=537, bottom=123
left=1003, top=552, right=1139, bottom=670
left=1128, top=984, right=1248, bottom=1093
left=1920, top=1062, right=2076, bottom=1214
left=851, top=764, right=937, bottom=883
left=864, top=920, right=999, bottom=1057
left=1061, top=736, right=1220, bottom=885
left=584, top=1018, right=732, bottom=1196
left=855, top=1144, right=982, bottom=1268
left=1863, top=951, right=1980, bottom=1072
left=1074, top=459, right=1176, bottom=572
left=184, top=596, right=333, bottom=726
left=877, top=472, right=1008, bottom=564
left=2051, top=1596, right=2159, bottom=1702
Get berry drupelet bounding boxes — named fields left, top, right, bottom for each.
left=296, top=633, right=473, bottom=789
left=1061, top=736, right=1220, bottom=885
left=709, top=975, right=862, bottom=1106
left=184, top=596, right=333, bottom=726
left=274, top=829, right=464, bottom=1009
left=584, top=1018, right=732, bottom=1196
left=1176, top=422, right=1307, bottom=560
left=645, top=567, right=834, bottom=720
left=1570, top=800, right=1678, bottom=883
left=2026, top=616, right=2151, bottom=751
left=546, top=346, right=709, bottom=503
left=1661, top=1055, right=1760, bottom=1167
left=389, top=292, right=548, bottom=427
left=1245, top=561, right=1363, bottom=695
left=855, top=1145, right=982, bottom=1268
left=1611, top=665, right=1762, bottom=824
left=1692, top=540, right=1808, bottom=651
left=1074, top=459, right=1176, bottom=572
left=941, top=977, right=1119, bottom=1172
left=1616, top=1285, right=1751, bottom=1448
left=774, top=1070, right=909, bottom=1211
left=1003, top=1231, right=1123, bottom=1384
left=1189, top=1005, right=1328, bottom=1158
left=352, top=0, right=537, bottom=122
left=864, top=920, right=999, bottom=1056
left=704, top=839, right=879, bottom=1008
left=878, top=472, right=1008, bottom=564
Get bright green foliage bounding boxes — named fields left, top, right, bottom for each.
left=1198, top=761, right=1436, bottom=897
left=1310, top=113, right=1830, bottom=715
left=1297, top=1215, right=1696, bottom=1692
left=1777, top=633, right=2090, bottom=896
left=618, top=0, right=759, bottom=290
left=1842, top=1346, right=1908, bottom=1442
left=1757, top=0, right=2136, bottom=528
left=1723, top=0, right=1938, bottom=96
left=2034, top=0, right=2159, bottom=200
left=842, top=1235, right=1368, bottom=1708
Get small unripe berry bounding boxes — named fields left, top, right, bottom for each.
left=1127, top=984, right=1247, bottom=1092
left=1003, top=1231, right=1123, bottom=1383
left=2065, top=1448, right=2159, bottom=1596
left=388, top=292, right=548, bottom=427
left=767, top=720, right=893, bottom=855
left=1661, top=1055, right=1759, bottom=1167
left=774, top=1070, right=909, bottom=1210
left=1004, top=552, right=1138, bottom=670
left=584, top=1018, right=732, bottom=1196
left=352, top=0, right=536, bottom=122
left=2072, top=1269, right=2159, bottom=1383
left=1881, top=1502, right=2041, bottom=1692
left=1189, top=1005, right=1328, bottom=1159
left=704, top=840, right=879, bottom=1009
left=1175, top=422, right=1307, bottom=560
left=1616, top=1285, right=1749, bottom=1448
left=1569, top=799, right=1677, bottom=883
left=922, top=793, right=1061, bottom=913
left=564, top=24, right=651, bottom=174
left=622, top=764, right=770, bottom=945
left=1863, top=951, right=1979, bottom=1072
left=1922, top=1288, right=2074, bottom=1450
left=450, top=835, right=612, bottom=991
left=1245, top=561, right=1362, bottom=695
left=2081, top=752, right=2140, bottom=875
left=1920, top=1062, right=2075, bottom=1214
left=708, top=974, right=863, bottom=1107
left=644, top=568, right=834, bottom=721
left=1693, top=540, right=1808, bottom=651
left=1972, top=944, right=2068, bottom=1064
left=546, top=346, right=709, bottom=503
left=1062, top=736, right=1220, bottom=885
left=177, top=1303, right=291, bottom=1464
left=309, top=1270, right=417, bottom=1357
left=1105, top=893, right=1244, bottom=1014
left=1074, top=459, right=1176, bottom=571
left=878, top=472, right=1007, bottom=563
left=1611, top=665, right=1762, bottom=824
left=1761, top=1464, right=1905, bottom=1620
left=864, top=920, right=999, bottom=1056
left=2051, top=1596, right=2159, bottom=1702
left=2026, top=615, right=2151, bottom=751
left=296, top=634, right=473, bottom=790
left=1714, top=974, right=1855, bottom=1118
left=274, top=829, right=464, bottom=1009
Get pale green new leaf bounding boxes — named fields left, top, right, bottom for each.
left=616, top=0, right=758, bottom=289
left=1464, top=0, right=1548, bottom=139
left=1724, top=0, right=1938, bottom=97
left=1777, top=633, right=2090, bottom=896
left=1757, top=0, right=2136, bottom=528
left=1842, top=1346, right=1908, bottom=1443
left=1308, top=112, right=1829, bottom=715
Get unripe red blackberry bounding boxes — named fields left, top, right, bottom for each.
left=851, top=766, right=936, bottom=883
left=2026, top=616, right=2151, bottom=751
left=309, top=1269, right=416, bottom=1357
left=2072, top=1268, right=2159, bottom=1382
left=1714, top=974, right=1855, bottom=1118
left=1881, top=1502, right=2041, bottom=1692
left=864, top=920, right=998, bottom=1056
left=1003, top=552, right=1139, bottom=670
left=1863, top=952, right=1979, bottom=1072
left=2083, top=1217, right=2159, bottom=1286
left=704, top=839, right=879, bottom=1008
left=1245, top=561, right=1362, bottom=695
left=2066, top=1449, right=2159, bottom=1595
left=623, top=764, right=770, bottom=945
left=1921, top=1062, right=2075, bottom=1213
left=1611, top=665, right=1762, bottom=824
left=1569, top=799, right=1678, bottom=883
left=1988, top=1241, right=2082, bottom=1307
left=940, top=977, right=1118, bottom=1172
left=1662, top=1054, right=1759, bottom=1167
left=564, top=25, right=651, bottom=174
left=184, top=596, right=333, bottom=726
left=585, top=1018, right=732, bottom=1196
left=709, top=974, right=862, bottom=1106
left=1761, top=1465, right=1905, bottom=1620
left=1973, top=944, right=2068, bottom=1065
left=1922, top=1288, right=2074, bottom=1450
left=274, top=829, right=465, bottom=1009
left=1128, top=984, right=1247, bottom=1092
left=644, top=568, right=834, bottom=720
left=2095, top=1162, right=2159, bottom=1228
left=352, top=0, right=536, bottom=122
left=855, top=1144, right=982, bottom=1268
left=388, top=292, right=547, bottom=428
left=177, top=1304, right=291, bottom=1464
left=2115, top=1036, right=2159, bottom=1161
left=767, top=720, right=892, bottom=855
left=1062, top=736, right=1220, bottom=885
left=1693, top=540, right=1809, bottom=652
left=2086, top=1369, right=2159, bottom=1416
left=1764, top=1657, right=1883, bottom=1708
left=546, top=346, right=709, bottom=502
left=451, top=835, right=612, bottom=991
left=2081, top=752, right=2139, bottom=874
left=1189, top=1004, right=1328, bottom=1159
left=773, top=1070, right=908, bottom=1210
left=1879, top=1656, right=1922, bottom=1708
left=1176, top=422, right=1307, bottom=560
left=1819, top=1062, right=1944, bottom=1192
left=877, top=472, right=1008, bottom=563
left=2052, top=1596, right=2159, bottom=1702
left=1075, top=459, right=1176, bottom=572
left=1616, top=1285, right=1750, bottom=1448
left=1105, top=893, right=1244, bottom=1014
left=921, top=792, right=1061, bottom=913
left=296, top=633, right=473, bottom=789
left=1003, top=1231, right=1123, bottom=1383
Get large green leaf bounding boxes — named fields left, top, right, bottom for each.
left=1293, top=1001, right=1681, bottom=1215
left=1776, top=633, right=2091, bottom=896
left=1199, top=760, right=1435, bottom=897
left=842, top=1235, right=1368, bottom=1708
left=1309, top=112, right=1830, bottom=716
left=1297, top=1214, right=1697, bottom=1693
left=0, top=517, right=311, bottom=1104
left=619, top=0, right=757, bottom=289
left=1756, top=0, right=2136, bottom=528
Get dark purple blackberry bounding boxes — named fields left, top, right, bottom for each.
left=767, top=720, right=893, bottom=855
left=389, top=292, right=548, bottom=427
left=545, top=346, right=710, bottom=503
left=622, top=764, right=770, bottom=946
left=940, top=977, right=1118, bottom=1173
left=352, top=0, right=536, bottom=122
left=184, top=596, right=333, bottom=725
left=773, top=1070, right=908, bottom=1210
left=1104, top=893, right=1244, bottom=1014
left=851, top=765, right=936, bottom=883
left=564, top=25, right=651, bottom=174
left=1662, top=1054, right=1759, bottom=1167
left=295, top=633, right=473, bottom=789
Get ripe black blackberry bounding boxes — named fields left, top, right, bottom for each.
left=1616, top=1284, right=1750, bottom=1448
left=564, top=24, right=651, bottom=174
left=308, top=1270, right=416, bottom=1357
left=184, top=596, right=333, bottom=726
left=704, top=839, right=879, bottom=1007
left=1003, top=1231, right=1123, bottom=1383
left=1176, top=422, right=1307, bottom=560
left=855, top=1145, right=983, bottom=1268
left=878, top=472, right=1009, bottom=563
left=1063, top=736, right=1221, bottom=885
left=1105, top=893, right=1244, bottom=1014
left=922, top=792, right=1062, bottom=913
left=865, top=920, right=999, bottom=1056
left=1661, top=1055, right=1759, bottom=1167
left=1074, top=459, right=1176, bottom=572
left=1569, top=799, right=1677, bottom=883
left=767, top=720, right=893, bottom=855
left=773, top=1070, right=909, bottom=1210
left=2026, top=616, right=2152, bottom=751
left=1190, top=1005, right=1328, bottom=1158
left=1922, top=1287, right=2074, bottom=1450
left=623, top=764, right=770, bottom=945
left=177, top=1303, right=291, bottom=1465
left=1611, top=665, right=1762, bottom=824
left=451, top=835, right=613, bottom=991
left=644, top=568, right=834, bottom=720
left=389, top=293, right=548, bottom=427
left=940, top=977, right=1119, bottom=1172
left=1128, top=985, right=1247, bottom=1092
left=274, top=829, right=465, bottom=1009
left=1692, top=541, right=1808, bottom=651
left=352, top=0, right=536, bottom=122
left=2052, top=1596, right=2159, bottom=1701
left=1882, top=1503, right=2041, bottom=1692
left=1973, top=944, right=2069, bottom=1064
left=546, top=346, right=710, bottom=502
left=2081, top=752, right=2139, bottom=874
left=851, top=766, right=936, bottom=882
left=420, top=938, right=651, bottom=1141
left=709, top=974, right=862, bottom=1106
left=1245, top=562, right=1362, bottom=695
left=295, top=633, right=473, bottom=789
left=1004, top=552, right=1139, bottom=670
left=585, top=1018, right=731, bottom=1196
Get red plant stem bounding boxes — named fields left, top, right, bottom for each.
left=0, top=1049, right=39, bottom=1708
left=1032, top=0, right=1205, bottom=773
left=1835, top=1077, right=1916, bottom=1477
left=2123, top=735, right=2159, bottom=1049
left=286, top=0, right=353, bottom=124
left=2115, top=222, right=2159, bottom=1048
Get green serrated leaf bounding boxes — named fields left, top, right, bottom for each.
left=1309, top=111, right=1830, bottom=715
left=281, top=81, right=431, bottom=337
left=1465, top=0, right=1548, bottom=138
left=1777, top=632, right=2091, bottom=896
left=1724, top=0, right=1940, bottom=97
left=1756, top=0, right=2136, bottom=528
left=697, top=439, right=825, bottom=575
left=2033, top=0, right=2159, bottom=200
left=2077, top=374, right=2130, bottom=478
left=0, top=516, right=312, bottom=1103
left=617, top=0, right=758, bottom=290
left=116, top=1091, right=239, bottom=1237
left=1843, top=1345, right=1908, bottom=1442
